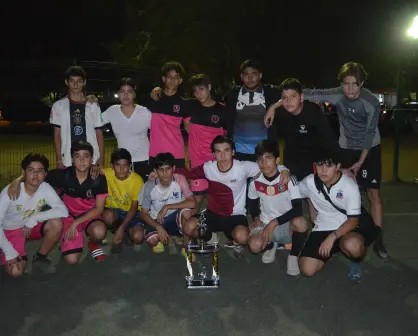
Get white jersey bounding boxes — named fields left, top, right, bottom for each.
left=299, top=173, right=361, bottom=231
left=50, top=97, right=104, bottom=167
left=249, top=173, right=301, bottom=223
left=102, top=104, right=152, bottom=162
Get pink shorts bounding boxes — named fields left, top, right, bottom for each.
left=61, top=216, right=104, bottom=256
left=190, top=160, right=209, bottom=194
left=0, top=222, right=46, bottom=265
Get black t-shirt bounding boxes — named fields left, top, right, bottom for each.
left=188, top=100, right=230, bottom=131
left=276, top=101, right=338, bottom=164
left=69, top=101, right=87, bottom=144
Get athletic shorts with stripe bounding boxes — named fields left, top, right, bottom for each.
left=143, top=209, right=190, bottom=242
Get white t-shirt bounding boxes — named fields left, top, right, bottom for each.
left=0, top=182, right=69, bottom=260
left=249, top=174, right=301, bottom=224
left=102, top=104, right=152, bottom=162
left=50, top=97, right=104, bottom=167
left=298, top=173, right=361, bottom=231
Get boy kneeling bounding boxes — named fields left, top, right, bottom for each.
left=140, top=153, right=195, bottom=253
left=298, top=152, right=380, bottom=277
left=248, top=141, right=308, bottom=276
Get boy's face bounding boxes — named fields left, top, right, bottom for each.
left=72, top=150, right=93, bottom=173
left=162, top=70, right=183, bottom=91
left=119, top=85, right=135, bottom=105
left=281, top=89, right=304, bottom=114
left=256, top=153, right=279, bottom=176
left=65, top=76, right=86, bottom=94
left=155, top=164, right=175, bottom=184
left=193, top=84, right=211, bottom=104
left=213, top=143, right=234, bottom=165
left=316, top=162, right=341, bottom=184
left=341, top=75, right=362, bottom=100
left=240, top=67, right=262, bottom=91
left=112, top=159, right=131, bottom=180
left=23, top=161, right=46, bottom=188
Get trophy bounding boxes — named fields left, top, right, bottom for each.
left=185, top=210, right=220, bottom=289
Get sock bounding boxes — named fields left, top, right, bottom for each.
left=35, top=252, right=47, bottom=260
left=88, top=240, right=106, bottom=261
left=290, top=231, right=308, bottom=256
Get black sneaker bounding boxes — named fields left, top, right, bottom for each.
left=373, top=231, right=389, bottom=260
left=32, top=256, right=56, bottom=274
left=224, top=240, right=235, bottom=249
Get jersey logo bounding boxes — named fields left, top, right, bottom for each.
left=336, top=190, right=344, bottom=200
left=254, top=181, right=288, bottom=196
left=211, top=115, right=219, bottom=124
left=86, top=189, right=93, bottom=198
left=173, top=191, right=179, bottom=199
left=230, top=179, right=237, bottom=183
left=348, top=108, right=355, bottom=113
left=74, top=126, right=84, bottom=135
left=299, top=125, right=307, bottom=134
left=173, top=105, right=180, bottom=113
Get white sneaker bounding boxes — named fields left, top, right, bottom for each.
left=287, top=255, right=300, bottom=276
left=261, top=242, right=278, bottom=263
left=207, top=232, right=219, bottom=244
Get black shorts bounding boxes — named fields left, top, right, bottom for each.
left=193, top=209, right=248, bottom=240
left=340, top=145, right=382, bottom=190
left=149, top=157, right=186, bottom=169
left=234, top=152, right=257, bottom=162
left=284, top=158, right=316, bottom=181
left=132, top=160, right=152, bottom=181
left=300, top=213, right=380, bottom=262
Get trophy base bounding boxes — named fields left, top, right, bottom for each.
left=186, top=278, right=220, bottom=289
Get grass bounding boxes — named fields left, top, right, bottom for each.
left=1, top=134, right=418, bottom=188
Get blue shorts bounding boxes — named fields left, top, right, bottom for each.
left=115, top=208, right=143, bottom=229
left=144, top=209, right=187, bottom=242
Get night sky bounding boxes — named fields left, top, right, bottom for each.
left=1, top=0, right=417, bottom=89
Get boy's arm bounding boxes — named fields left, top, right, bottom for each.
left=175, top=165, right=206, bottom=180
left=247, top=181, right=261, bottom=219
left=31, top=185, right=69, bottom=222
left=118, top=200, right=138, bottom=230
left=95, top=129, right=105, bottom=167
left=139, top=208, right=170, bottom=244
left=302, top=87, right=344, bottom=105
left=50, top=103, right=64, bottom=168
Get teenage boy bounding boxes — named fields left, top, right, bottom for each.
left=139, top=153, right=195, bottom=254
left=102, top=148, right=145, bottom=253
left=50, top=66, right=105, bottom=169
left=2, top=154, right=67, bottom=276
left=297, top=152, right=380, bottom=277
left=247, top=141, right=308, bottom=275
left=264, top=62, right=388, bottom=259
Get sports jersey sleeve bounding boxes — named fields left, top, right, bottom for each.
left=248, top=180, right=259, bottom=200
left=303, top=87, right=344, bottom=105
left=346, top=183, right=362, bottom=217
left=101, top=107, right=111, bottom=125
left=288, top=176, right=302, bottom=200
left=298, top=176, right=310, bottom=199
left=140, top=182, right=154, bottom=210
left=0, top=187, right=12, bottom=227
left=174, top=174, right=193, bottom=198
left=94, top=175, right=108, bottom=198
left=0, top=227, right=18, bottom=261
left=360, top=90, right=380, bottom=150
left=31, top=184, right=69, bottom=221
left=247, top=180, right=260, bottom=219
left=49, top=102, right=61, bottom=128
left=45, top=169, right=65, bottom=190
left=91, top=103, right=104, bottom=129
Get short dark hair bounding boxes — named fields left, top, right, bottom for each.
left=111, top=148, right=132, bottom=165
left=240, top=59, right=262, bottom=73
left=119, top=77, right=136, bottom=91
left=71, top=141, right=94, bottom=158
left=21, top=153, right=49, bottom=171
left=211, top=135, right=235, bottom=153
left=315, top=150, right=342, bottom=166
left=188, top=74, right=212, bottom=89
left=279, top=78, right=303, bottom=94
left=161, top=61, right=185, bottom=78
left=153, top=152, right=175, bottom=169
left=255, top=140, right=279, bottom=159
left=337, top=62, right=368, bottom=84
left=64, top=66, right=86, bottom=81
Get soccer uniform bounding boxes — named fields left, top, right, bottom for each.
left=50, top=97, right=104, bottom=167
left=303, top=87, right=381, bottom=189
left=104, top=168, right=144, bottom=229
left=187, top=100, right=229, bottom=194
left=140, top=174, right=193, bottom=241
left=248, top=173, right=302, bottom=244
left=225, top=85, right=280, bottom=161
left=298, top=173, right=380, bottom=262
left=0, top=182, right=68, bottom=264
left=176, top=160, right=289, bottom=238
left=146, top=93, right=191, bottom=168
left=102, top=105, right=152, bottom=181
left=276, top=101, right=338, bottom=180
left=46, top=167, right=108, bottom=256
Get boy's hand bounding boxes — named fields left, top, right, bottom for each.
left=157, top=205, right=169, bottom=224
left=8, top=178, right=22, bottom=200
left=156, top=226, right=169, bottom=244
left=150, top=87, right=162, bottom=101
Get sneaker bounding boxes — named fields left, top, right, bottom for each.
left=286, top=255, right=300, bottom=276
left=88, top=241, right=107, bottom=261
left=277, top=243, right=292, bottom=250
left=32, top=256, right=56, bottom=274
left=224, top=240, right=235, bottom=249
left=373, top=231, right=389, bottom=260
left=207, top=232, right=219, bottom=244
left=262, top=242, right=278, bottom=263
left=233, top=243, right=245, bottom=259
left=152, top=241, right=165, bottom=254
left=348, top=263, right=361, bottom=281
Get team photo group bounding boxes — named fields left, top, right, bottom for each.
left=0, top=59, right=388, bottom=281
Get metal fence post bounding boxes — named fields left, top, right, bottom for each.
left=393, top=108, right=400, bottom=182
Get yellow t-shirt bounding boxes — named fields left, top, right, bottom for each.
left=104, top=168, right=144, bottom=211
